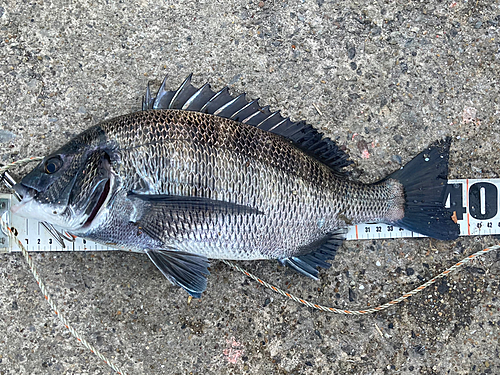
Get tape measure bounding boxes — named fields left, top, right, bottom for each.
left=0, top=195, right=115, bottom=253
left=1, top=178, right=499, bottom=252
left=348, top=178, right=500, bottom=239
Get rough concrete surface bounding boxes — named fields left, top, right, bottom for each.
left=1, top=0, right=500, bottom=374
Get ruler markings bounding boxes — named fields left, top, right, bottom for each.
left=467, top=179, right=470, bottom=236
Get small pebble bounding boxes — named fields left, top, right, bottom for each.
left=347, top=45, right=356, bottom=60
left=392, top=155, right=402, bottom=164
left=376, top=261, right=381, bottom=267
left=0, top=130, right=16, bottom=143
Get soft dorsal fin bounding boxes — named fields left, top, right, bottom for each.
left=142, top=75, right=352, bottom=173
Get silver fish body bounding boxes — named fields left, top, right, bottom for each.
left=13, top=76, right=459, bottom=297
left=78, top=109, right=404, bottom=258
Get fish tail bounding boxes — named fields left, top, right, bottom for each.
left=384, top=137, right=460, bottom=240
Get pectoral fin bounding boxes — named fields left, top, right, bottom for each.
left=128, top=193, right=262, bottom=244
left=128, top=193, right=261, bottom=215
left=146, top=249, right=210, bottom=298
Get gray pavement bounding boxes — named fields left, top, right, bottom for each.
left=1, top=0, right=500, bottom=374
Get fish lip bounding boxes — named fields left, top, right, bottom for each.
left=11, top=199, right=30, bottom=214
left=13, top=183, right=34, bottom=200
left=11, top=184, right=35, bottom=214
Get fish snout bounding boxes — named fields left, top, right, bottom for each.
left=13, top=183, right=33, bottom=199
left=11, top=183, right=36, bottom=215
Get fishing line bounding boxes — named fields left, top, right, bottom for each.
left=222, top=243, right=499, bottom=314
left=1, top=159, right=128, bottom=375
left=1, top=157, right=499, bottom=373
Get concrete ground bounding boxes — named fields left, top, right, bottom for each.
left=1, top=0, right=500, bottom=374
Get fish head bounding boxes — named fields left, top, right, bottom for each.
left=12, top=138, right=116, bottom=233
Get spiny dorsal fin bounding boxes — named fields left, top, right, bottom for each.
left=142, top=75, right=352, bottom=173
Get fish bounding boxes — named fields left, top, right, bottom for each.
left=12, top=74, right=460, bottom=298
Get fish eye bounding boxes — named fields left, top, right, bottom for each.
left=44, top=156, right=63, bottom=174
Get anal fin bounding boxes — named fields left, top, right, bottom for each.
left=146, top=249, right=210, bottom=298
left=279, top=229, right=345, bottom=279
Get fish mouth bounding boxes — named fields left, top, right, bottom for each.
left=82, top=178, right=111, bottom=228
left=11, top=184, right=35, bottom=214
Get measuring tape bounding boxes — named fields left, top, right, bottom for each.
left=346, top=178, right=500, bottom=240
left=0, top=194, right=114, bottom=253
left=1, top=178, right=499, bottom=252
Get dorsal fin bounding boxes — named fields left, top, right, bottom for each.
left=142, top=75, right=352, bottom=173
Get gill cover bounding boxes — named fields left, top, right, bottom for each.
left=14, top=136, right=115, bottom=231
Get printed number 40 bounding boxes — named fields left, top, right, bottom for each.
left=444, top=182, right=498, bottom=220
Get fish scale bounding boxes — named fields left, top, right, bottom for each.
left=12, top=75, right=459, bottom=297
left=78, top=109, right=404, bottom=261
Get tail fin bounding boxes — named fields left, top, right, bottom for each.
left=385, top=137, right=459, bottom=240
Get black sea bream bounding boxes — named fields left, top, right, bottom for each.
left=12, top=75, right=459, bottom=297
